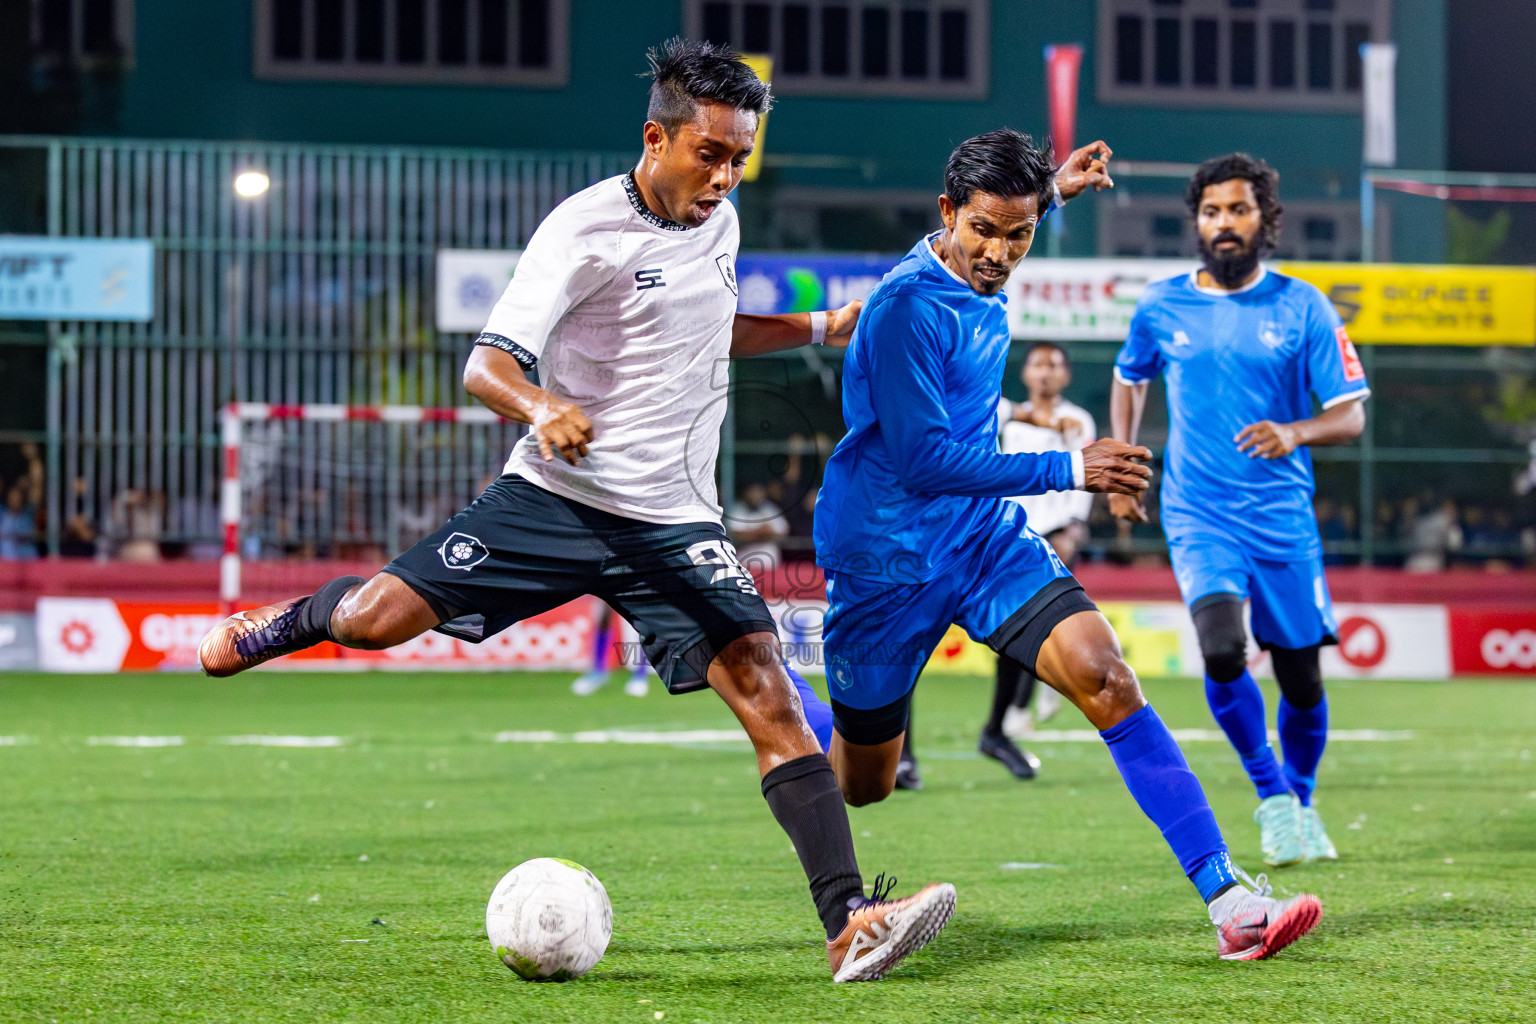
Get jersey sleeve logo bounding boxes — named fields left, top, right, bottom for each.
left=1335, top=326, right=1365, bottom=381
left=715, top=253, right=737, bottom=295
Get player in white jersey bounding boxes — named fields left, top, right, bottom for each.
left=198, top=38, right=954, bottom=982
left=986, top=343, right=1094, bottom=773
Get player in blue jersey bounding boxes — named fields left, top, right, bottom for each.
left=1110, top=154, right=1369, bottom=868
left=815, top=130, right=1321, bottom=961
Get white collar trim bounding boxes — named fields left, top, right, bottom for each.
left=1190, top=264, right=1268, bottom=296
left=926, top=231, right=972, bottom=286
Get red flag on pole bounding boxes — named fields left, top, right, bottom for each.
left=1044, top=44, right=1083, bottom=162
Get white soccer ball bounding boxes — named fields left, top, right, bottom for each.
left=486, top=858, right=612, bottom=981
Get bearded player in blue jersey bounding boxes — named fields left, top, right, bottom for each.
left=814, top=130, right=1321, bottom=961
left=1110, top=154, right=1369, bottom=869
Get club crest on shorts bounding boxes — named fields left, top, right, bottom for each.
left=715, top=253, right=737, bottom=295
left=439, top=531, right=489, bottom=571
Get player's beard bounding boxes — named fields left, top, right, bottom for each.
left=1198, top=230, right=1263, bottom=288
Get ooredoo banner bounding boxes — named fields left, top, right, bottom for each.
left=1449, top=609, right=1536, bottom=675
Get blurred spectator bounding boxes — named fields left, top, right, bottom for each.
left=727, top=480, right=789, bottom=571
left=108, top=489, right=165, bottom=563
left=172, top=490, right=224, bottom=561
left=1405, top=497, right=1462, bottom=572
left=784, top=485, right=818, bottom=563
left=59, top=476, right=99, bottom=559
left=0, top=479, right=41, bottom=559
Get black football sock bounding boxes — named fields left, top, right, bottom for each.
left=760, top=753, right=864, bottom=940
left=985, top=655, right=1028, bottom=736
left=292, top=575, right=367, bottom=646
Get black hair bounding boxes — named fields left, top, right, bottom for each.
left=645, top=37, right=773, bottom=136
left=1185, top=152, right=1284, bottom=251
left=1024, top=341, right=1070, bottom=366
left=943, top=129, right=1055, bottom=211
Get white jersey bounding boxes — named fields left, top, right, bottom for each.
left=479, top=172, right=740, bottom=525
left=998, top=397, right=1096, bottom=536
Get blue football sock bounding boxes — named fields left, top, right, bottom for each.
left=1101, top=705, right=1231, bottom=901
left=786, top=665, right=833, bottom=754
left=1278, top=694, right=1328, bottom=807
left=590, top=621, right=612, bottom=674
left=1205, top=670, right=1290, bottom=801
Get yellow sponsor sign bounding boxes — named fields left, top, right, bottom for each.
left=923, top=602, right=1191, bottom=681
left=740, top=54, right=772, bottom=183
left=1278, top=261, right=1536, bottom=346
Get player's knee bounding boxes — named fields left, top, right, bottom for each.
left=329, top=601, right=395, bottom=649
left=1270, top=644, right=1325, bottom=709
left=1076, top=650, right=1144, bottom=724
left=1192, top=597, right=1248, bottom=683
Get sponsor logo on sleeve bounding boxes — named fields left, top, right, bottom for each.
left=1336, top=326, right=1365, bottom=381
left=715, top=253, right=737, bottom=295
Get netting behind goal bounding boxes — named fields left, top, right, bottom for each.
left=221, top=404, right=526, bottom=608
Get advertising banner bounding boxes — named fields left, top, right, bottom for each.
left=1044, top=44, right=1083, bottom=163
left=1278, top=262, right=1536, bottom=346
left=1448, top=609, right=1536, bottom=675
left=0, top=612, right=38, bottom=670
left=435, top=249, right=522, bottom=333
left=1005, top=259, right=1193, bottom=340
left=0, top=237, right=155, bottom=321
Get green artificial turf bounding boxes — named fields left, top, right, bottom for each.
left=1, top=670, right=1532, bottom=1023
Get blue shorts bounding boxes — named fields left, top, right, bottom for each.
left=1168, top=532, right=1338, bottom=650
left=822, top=500, right=1087, bottom=730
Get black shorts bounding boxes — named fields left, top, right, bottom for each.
left=383, top=475, right=777, bottom=694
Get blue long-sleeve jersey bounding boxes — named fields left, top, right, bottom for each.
left=814, top=234, right=1076, bottom=584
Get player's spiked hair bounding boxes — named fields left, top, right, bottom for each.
left=645, top=37, right=773, bottom=136
left=943, top=129, right=1056, bottom=211
left=1186, top=153, right=1285, bottom=251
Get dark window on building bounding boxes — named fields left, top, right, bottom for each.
left=1192, top=18, right=1218, bottom=86
left=1230, top=19, right=1256, bottom=86
left=1305, top=0, right=1335, bottom=10
left=1116, top=16, right=1143, bottom=84
left=702, top=2, right=731, bottom=45
left=82, top=0, right=119, bottom=56
left=1228, top=0, right=1257, bottom=7
left=439, top=0, right=468, bottom=65
left=479, top=0, right=507, bottom=64
left=1344, top=21, right=1368, bottom=90
left=821, top=5, right=849, bottom=75
left=1269, top=20, right=1295, bottom=88
left=355, top=0, right=386, bottom=61
left=900, top=8, right=928, bottom=78
left=1153, top=215, right=1184, bottom=238
left=939, top=10, right=967, bottom=80
left=782, top=4, right=809, bottom=73
left=315, top=0, right=345, bottom=61
left=272, top=0, right=302, bottom=60
left=1305, top=217, right=1336, bottom=241
left=861, top=6, right=890, bottom=77
left=1307, top=22, right=1332, bottom=88
left=743, top=3, right=771, bottom=52
left=1154, top=17, right=1180, bottom=85
left=397, top=0, right=426, bottom=63
left=518, top=0, right=549, bottom=66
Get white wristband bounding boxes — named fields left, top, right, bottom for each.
left=809, top=310, right=828, bottom=346
left=1070, top=450, right=1086, bottom=489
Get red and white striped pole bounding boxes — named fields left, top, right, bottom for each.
left=220, top=403, right=243, bottom=616
left=218, top=403, right=509, bottom=613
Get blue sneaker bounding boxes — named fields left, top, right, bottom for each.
left=1301, top=805, right=1338, bottom=862
left=1255, top=793, right=1304, bottom=867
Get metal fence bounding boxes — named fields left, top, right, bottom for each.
left=1, top=135, right=631, bottom=556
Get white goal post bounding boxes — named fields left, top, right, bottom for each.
left=219, top=402, right=519, bottom=613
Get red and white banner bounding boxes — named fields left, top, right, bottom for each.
left=1449, top=609, right=1536, bottom=675
left=35, top=597, right=594, bottom=673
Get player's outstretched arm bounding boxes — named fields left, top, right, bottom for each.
left=730, top=300, right=862, bottom=357
left=1081, top=439, right=1154, bottom=495
left=1108, top=377, right=1152, bottom=522
left=463, top=345, right=593, bottom=465
left=1235, top=396, right=1365, bottom=459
